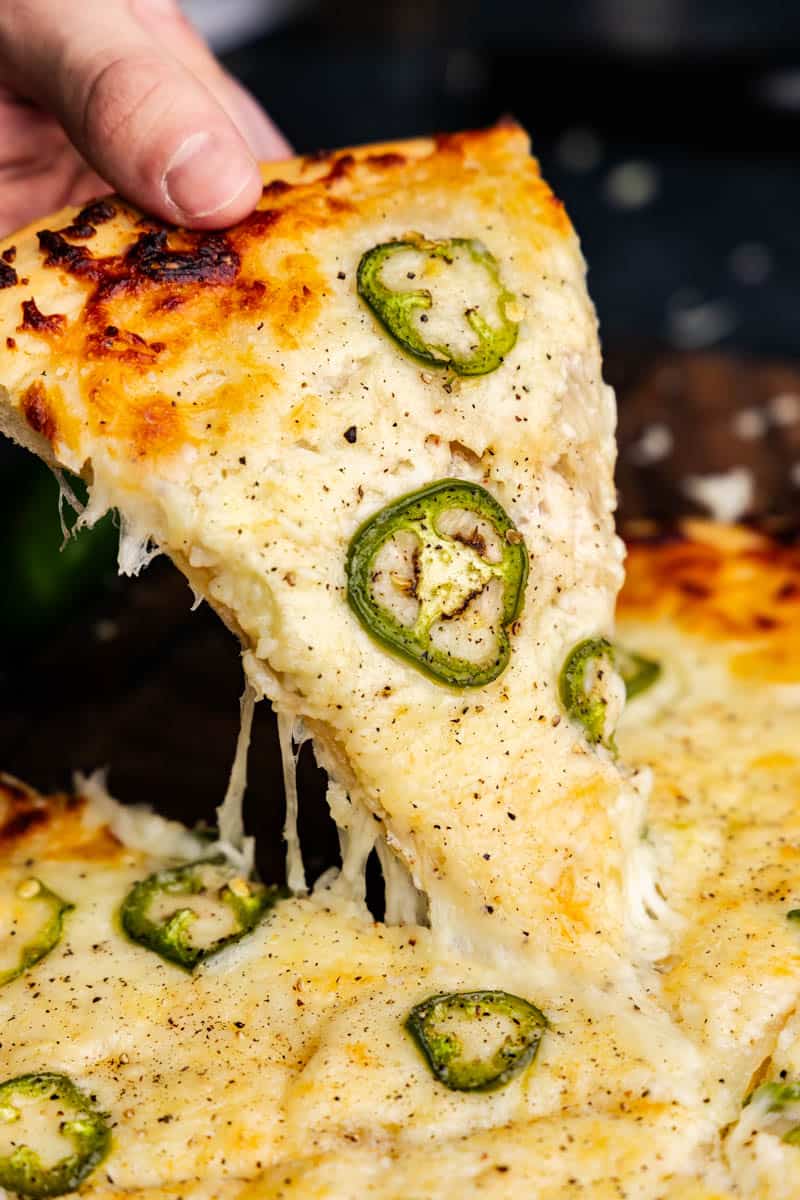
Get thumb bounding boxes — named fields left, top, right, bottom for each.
left=129, top=0, right=291, bottom=163
left=0, top=0, right=268, bottom=228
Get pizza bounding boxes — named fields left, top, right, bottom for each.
left=0, top=120, right=650, bottom=969
left=0, top=523, right=797, bottom=1198
left=0, top=123, right=797, bottom=1197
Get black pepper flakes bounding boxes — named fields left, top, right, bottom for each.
left=344, top=425, right=357, bottom=444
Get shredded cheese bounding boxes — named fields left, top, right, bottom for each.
left=213, top=678, right=258, bottom=875
left=375, top=834, right=429, bottom=926
left=311, top=781, right=375, bottom=918
left=277, top=712, right=308, bottom=896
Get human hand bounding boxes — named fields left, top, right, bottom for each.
left=0, top=0, right=290, bottom=237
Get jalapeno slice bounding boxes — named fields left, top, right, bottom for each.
left=750, top=1081, right=800, bottom=1110
left=347, top=480, right=528, bottom=688
left=614, top=644, right=662, bottom=700
left=406, top=990, right=547, bottom=1092
left=0, top=1073, right=110, bottom=1198
left=748, top=1084, right=800, bottom=1147
left=0, top=879, right=73, bottom=988
left=357, top=237, right=519, bottom=376
left=558, top=637, right=627, bottom=750
left=120, top=857, right=281, bottom=971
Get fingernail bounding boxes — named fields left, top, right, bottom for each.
left=163, top=131, right=258, bottom=220
left=133, top=0, right=181, bottom=17
left=227, top=83, right=291, bottom=161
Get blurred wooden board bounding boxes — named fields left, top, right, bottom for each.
left=610, top=346, right=800, bottom=530
left=1, top=346, right=798, bottom=878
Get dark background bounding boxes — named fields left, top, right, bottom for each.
left=0, top=0, right=798, bottom=885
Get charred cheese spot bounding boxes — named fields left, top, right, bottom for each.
left=262, top=179, right=292, bottom=199
left=37, top=229, right=99, bottom=279
left=620, top=524, right=800, bottom=654
left=150, top=293, right=186, bottom=315
left=37, top=227, right=240, bottom=305
left=19, top=298, right=66, bottom=337
left=233, top=280, right=268, bottom=311
left=239, top=208, right=282, bottom=240
left=0, top=260, right=18, bottom=289
left=21, top=381, right=57, bottom=443
left=58, top=199, right=117, bottom=240
left=0, top=805, right=48, bottom=843
left=324, top=153, right=355, bottom=184
left=85, top=326, right=165, bottom=364
left=365, top=152, right=407, bottom=169
left=124, top=230, right=239, bottom=287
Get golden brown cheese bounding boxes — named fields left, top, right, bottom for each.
left=0, top=128, right=570, bottom=471
left=620, top=519, right=800, bottom=683
left=617, top=523, right=800, bottom=1136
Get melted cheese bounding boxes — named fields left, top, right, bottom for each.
left=216, top=681, right=256, bottom=854
left=0, top=124, right=655, bottom=979
left=277, top=712, right=307, bottom=896
left=0, top=521, right=798, bottom=1195
left=0, top=780, right=705, bottom=1199
left=1, top=127, right=796, bottom=1196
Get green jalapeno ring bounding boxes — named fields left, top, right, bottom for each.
left=0, top=1073, right=110, bottom=1198
left=558, top=637, right=622, bottom=751
left=614, top=645, right=662, bottom=700
left=0, top=881, right=74, bottom=989
left=747, top=1081, right=800, bottom=1111
left=119, top=857, right=282, bottom=972
left=357, top=237, right=519, bottom=376
left=558, top=638, right=662, bottom=750
left=406, top=990, right=548, bottom=1092
left=346, top=479, right=528, bottom=688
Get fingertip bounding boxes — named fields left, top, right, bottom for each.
left=224, top=80, right=292, bottom=162
left=161, top=129, right=263, bottom=227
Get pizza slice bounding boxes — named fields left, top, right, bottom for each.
left=0, top=122, right=662, bottom=975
